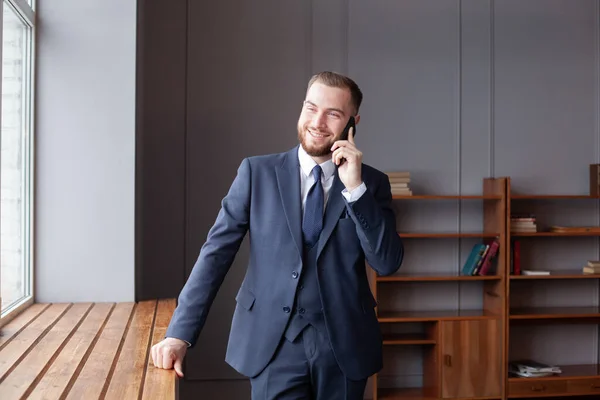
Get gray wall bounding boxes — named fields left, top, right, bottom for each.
left=137, top=0, right=600, bottom=398
left=36, top=0, right=136, bottom=302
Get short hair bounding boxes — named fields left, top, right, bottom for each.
left=307, top=71, right=363, bottom=115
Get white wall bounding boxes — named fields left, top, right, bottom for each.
left=35, top=0, right=136, bottom=302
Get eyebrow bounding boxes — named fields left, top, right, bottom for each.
left=304, top=101, right=346, bottom=116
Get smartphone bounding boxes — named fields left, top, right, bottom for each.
left=336, top=116, right=356, bottom=166
left=340, top=116, right=356, bottom=140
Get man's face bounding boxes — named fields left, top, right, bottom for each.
left=297, top=82, right=355, bottom=158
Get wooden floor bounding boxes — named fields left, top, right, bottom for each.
left=0, top=299, right=178, bottom=400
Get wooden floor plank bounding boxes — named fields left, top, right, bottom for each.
left=0, top=304, right=51, bottom=352
left=141, top=299, right=177, bottom=400
left=0, top=303, right=71, bottom=382
left=104, top=300, right=157, bottom=399
left=64, top=302, right=135, bottom=400
left=0, top=303, right=92, bottom=399
left=27, top=303, right=114, bottom=400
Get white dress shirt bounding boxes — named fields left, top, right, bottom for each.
left=297, top=146, right=366, bottom=213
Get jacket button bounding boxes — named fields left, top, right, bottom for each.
left=299, top=308, right=305, bottom=314
left=283, top=306, right=290, bottom=313
left=292, top=271, right=298, bottom=279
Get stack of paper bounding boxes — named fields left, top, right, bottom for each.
left=509, top=360, right=561, bottom=378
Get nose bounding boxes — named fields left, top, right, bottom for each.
left=311, top=111, right=327, bottom=129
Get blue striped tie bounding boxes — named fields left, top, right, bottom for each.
left=302, top=165, right=324, bottom=248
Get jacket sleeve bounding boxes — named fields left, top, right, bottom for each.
left=345, top=170, right=403, bottom=276
left=165, top=158, right=251, bottom=346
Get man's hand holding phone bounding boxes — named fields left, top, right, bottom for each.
left=331, top=123, right=363, bottom=192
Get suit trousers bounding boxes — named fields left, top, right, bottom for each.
left=249, top=325, right=367, bottom=400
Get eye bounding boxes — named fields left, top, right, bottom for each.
left=328, top=112, right=340, bottom=118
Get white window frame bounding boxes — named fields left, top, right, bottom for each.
left=0, top=0, right=35, bottom=328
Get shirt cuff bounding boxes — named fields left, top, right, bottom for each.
left=341, top=182, right=367, bottom=203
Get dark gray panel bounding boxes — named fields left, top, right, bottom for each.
left=312, top=0, right=347, bottom=73
left=510, top=279, right=598, bottom=308
left=348, top=0, right=460, bottom=195
left=494, top=1, right=600, bottom=372
left=379, top=346, right=426, bottom=389
left=180, top=379, right=250, bottom=400
left=135, top=0, right=187, bottom=300
left=494, top=0, right=598, bottom=194
left=461, top=0, right=493, bottom=189
left=185, top=0, right=311, bottom=380
left=509, top=324, right=599, bottom=366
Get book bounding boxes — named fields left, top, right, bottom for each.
left=522, top=270, right=550, bottom=275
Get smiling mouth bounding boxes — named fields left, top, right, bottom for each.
left=308, top=130, right=328, bottom=139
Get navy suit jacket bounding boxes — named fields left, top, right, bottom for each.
left=165, top=145, right=404, bottom=380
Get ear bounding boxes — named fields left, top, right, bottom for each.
left=354, top=114, right=361, bottom=125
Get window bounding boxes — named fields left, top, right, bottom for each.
left=0, top=0, right=35, bottom=325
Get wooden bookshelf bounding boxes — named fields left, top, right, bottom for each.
left=382, top=333, right=436, bottom=345
left=511, top=194, right=600, bottom=199
left=509, top=306, right=600, bottom=320
left=371, top=177, right=600, bottom=399
left=378, top=273, right=502, bottom=282
left=393, top=195, right=502, bottom=200
left=508, top=364, right=600, bottom=379
left=510, top=271, right=600, bottom=280
left=378, top=388, right=501, bottom=400
left=512, top=231, right=600, bottom=237
left=507, top=364, right=600, bottom=397
left=369, top=178, right=507, bottom=400
left=398, top=232, right=500, bottom=238
left=377, top=309, right=500, bottom=322
left=506, top=179, right=600, bottom=398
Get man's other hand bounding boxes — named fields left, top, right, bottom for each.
left=151, top=337, right=188, bottom=377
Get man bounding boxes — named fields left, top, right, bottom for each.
left=151, top=71, right=404, bottom=399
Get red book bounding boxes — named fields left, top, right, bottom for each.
left=513, top=241, right=521, bottom=275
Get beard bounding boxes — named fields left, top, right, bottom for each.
left=297, top=124, right=335, bottom=157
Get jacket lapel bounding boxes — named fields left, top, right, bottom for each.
left=316, top=170, right=346, bottom=260
left=276, top=147, right=303, bottom=258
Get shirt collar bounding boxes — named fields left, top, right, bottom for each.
left=297, top=145, right=335, bottom=181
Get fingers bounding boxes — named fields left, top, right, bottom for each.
left=162, top=351, right=173, bottom=370
left=332, top=147, right=361, bottom=166
left=332, top=148, right=344, bottom=165
left=331, top=140, right=351, bottom=152
left=151, top=339, right=187, bottom=379
left=174, top=358, right=185, bottom=378
left=331, top=130, right=357, bottom=152
left=156, top=347, right=164, bottom=370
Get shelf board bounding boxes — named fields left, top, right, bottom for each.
left=509, top=306, right=600, bottom=320
left=511, top=194, right=600, bottom=199
left=378, top=309, right=499, bottom=322
left=511, top=270, right=600, bottom=280
left=378, top=388, right=499, bottom=400
left=508, top=364, right=600, bottom=381
left=511, top=231, right=600, bottom=237
left=382, top=333, right=436, bottom=345
left=392, top=195, right=502, bottom=200
left=399, top=232, right=500, bottom=238
left=378, top=273, right=501, bottom=282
